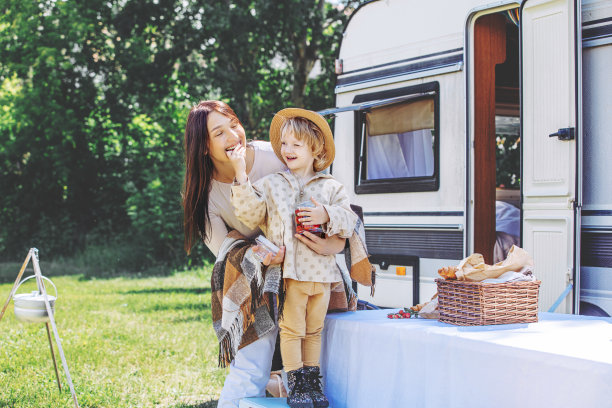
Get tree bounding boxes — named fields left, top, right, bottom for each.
left=0, top=0, right=362, bottom=267
left=0, top=0, right=196, bottom=261
left=184, top=0, right=361, bottom=138
left=273, top=0, right=357, bottom=108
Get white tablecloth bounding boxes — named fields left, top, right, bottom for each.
left=320, top=310, right=612, bottom=408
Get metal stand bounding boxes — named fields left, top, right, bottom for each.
left=0, top=248, right=80, bottom=408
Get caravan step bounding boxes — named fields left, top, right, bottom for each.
left=239, top=398, right=289, bottom=408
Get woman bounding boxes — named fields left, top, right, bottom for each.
left=182, top=100, right=346, bottom=408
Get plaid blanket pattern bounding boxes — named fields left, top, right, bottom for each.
left=211, top=237, right=281, bottom=367
left=211, top=220, right=375, bottom=367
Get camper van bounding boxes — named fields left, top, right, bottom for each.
left=324, top=0, right=612, bottom=316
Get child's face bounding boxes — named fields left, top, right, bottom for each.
left=280, top=130, right=315, bottom=174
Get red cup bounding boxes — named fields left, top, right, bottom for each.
left=295, top=201, right=324, bottom=237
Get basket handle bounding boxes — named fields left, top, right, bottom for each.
left=14, top=275, right=58, bottom=299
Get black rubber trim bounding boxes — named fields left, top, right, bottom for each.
left=582, top=210, right=612, bottom=216
left=364, top=211, right=463, bottom=217
left=582, top=22, right=612, bottom=41
left=337, top=54, right=462, bottom=87
left=341, top=48, right=464, bottom=76
left=582, top=16, right=612, bottom=27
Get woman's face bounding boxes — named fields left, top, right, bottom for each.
left=206, top=110, right=246, bottom=163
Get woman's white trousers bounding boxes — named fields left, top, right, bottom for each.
left=217, top=328, right=278, bottom=407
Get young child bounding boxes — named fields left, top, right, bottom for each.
left=228, top=108, right=357, bottom=408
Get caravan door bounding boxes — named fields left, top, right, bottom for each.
left=521, top=0, right=579, bottom=313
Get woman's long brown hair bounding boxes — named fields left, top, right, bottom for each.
left=182, top=100, right=242, bottom=254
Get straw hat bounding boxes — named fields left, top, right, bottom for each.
left=269, top=108, right=335, bottom=172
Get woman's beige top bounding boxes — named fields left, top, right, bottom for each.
left=205, top=141, right=287, bottom=256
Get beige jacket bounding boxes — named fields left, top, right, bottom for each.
left=231, top=171, right=357, bottom=282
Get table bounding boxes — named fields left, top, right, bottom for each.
left=320, top=310, right=612, bottom=408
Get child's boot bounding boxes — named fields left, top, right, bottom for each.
left=286, top=367, right=314, bottom=408
left=303, top=365, right=329, bottom=408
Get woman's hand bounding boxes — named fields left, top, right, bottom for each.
left=297, top=197, right=330, bottom=225
left=256, top=245, right=285, bottom=266
left=294, top=232, right=346, bottom=255
left=227, top=144, right=248, bottom=183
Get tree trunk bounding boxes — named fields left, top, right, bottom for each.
left=290, top=42, right=316, bottom=107
left=290, top=0, right=323, bottom=107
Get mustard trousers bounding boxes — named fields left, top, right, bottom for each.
left=279, top=279, right=331, bottom=372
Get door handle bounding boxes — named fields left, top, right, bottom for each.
left=549, top=127, right=575, bottom=141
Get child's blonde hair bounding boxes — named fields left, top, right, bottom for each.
left=280, top=117, right=328, bottom=171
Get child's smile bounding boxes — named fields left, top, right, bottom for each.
left=280, top=131, right=316, bottom=177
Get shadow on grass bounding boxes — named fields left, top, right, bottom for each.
left=76, top=267, right=177, bottom=281
left=0, top=262, right=85, bottom=284
left=123, top=287, right=211, bottom=295
left=138, top=302, right=212, bottom=313
left=171, top=312, right=214, bottom=323
left=0, top=262, right=197, bottom=284
left=171, top=399, right=218, bottom=408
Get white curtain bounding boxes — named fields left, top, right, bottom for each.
left=366, top=129, right=434, bottom=180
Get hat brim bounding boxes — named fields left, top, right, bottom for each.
left=269, top=108, right=335, bottom=172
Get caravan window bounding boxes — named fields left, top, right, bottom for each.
left=354, top=82, right=439, bottom=193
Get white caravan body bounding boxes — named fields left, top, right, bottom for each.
left=328, top=0, right=612, bottom=315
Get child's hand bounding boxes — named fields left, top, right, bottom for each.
left=298, top=197, right=330, bottom=225
left=227, top=144, right=247, bottom=183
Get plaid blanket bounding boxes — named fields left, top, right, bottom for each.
left=211, top=236, right=280, bottom=367
left=345, top=217, right=376, bottom=292
left=211, top=222, right=375, bottom=367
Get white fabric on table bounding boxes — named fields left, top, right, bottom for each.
left=320, top=310, right=612, bottom=408
left=481, top=269, right=535, bottom=283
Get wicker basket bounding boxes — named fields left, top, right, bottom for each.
left=436, top=279, right=541, bottom=326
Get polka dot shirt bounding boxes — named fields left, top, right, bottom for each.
left=231, top=171, right=357, bottom=282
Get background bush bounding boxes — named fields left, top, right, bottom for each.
left=0, top=0, right=363, bottom=271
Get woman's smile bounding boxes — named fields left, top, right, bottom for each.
left=225, top=142, right=241, bottom=152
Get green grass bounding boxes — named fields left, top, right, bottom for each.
left=0, top=263, right=226, bottom=407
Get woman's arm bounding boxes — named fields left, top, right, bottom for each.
left=294, top=232, right=346, bottom=255
left=204, top=211, right=231, bottom=257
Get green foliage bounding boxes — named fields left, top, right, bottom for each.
left=496, top=133, right=520, bottom=189
left=182, top=0, right=360, bottom=138
left=0, top=0, right=363, bottom=268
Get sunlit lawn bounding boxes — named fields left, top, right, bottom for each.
left=0, top=263, right=225, bottom=407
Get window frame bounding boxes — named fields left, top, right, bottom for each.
left=353, top=82, right=440, bottom=194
